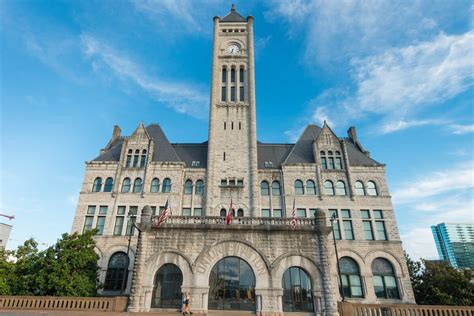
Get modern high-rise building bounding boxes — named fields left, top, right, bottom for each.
left=71, top=5, right=415, bottom=314
left=431, top=223, right=474, bottom=270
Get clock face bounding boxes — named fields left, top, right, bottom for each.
left=227, top=44, right=240, bottom=54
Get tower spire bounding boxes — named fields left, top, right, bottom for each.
left=231, top=4, right=236, bottom=12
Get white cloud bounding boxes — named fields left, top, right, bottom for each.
left=448, top=124, right=474, bottom=135
left=393, top=162, right=474, bottom=204
left=353, top=31, right=474, bottom=116
left=380, top=119, right=446, bottom=134
left=81, top=35, right=208, bottom=118
left=401, top=227, right=438, bottom=260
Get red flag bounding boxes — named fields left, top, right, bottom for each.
left=0, top=214, right=14, bottom=220
left=290, top=198, right=297, bottom=229
left=156, top=199, right=171, bottom=227
left=226, top=199, right=233, bottom=225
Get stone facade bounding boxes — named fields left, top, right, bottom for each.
left=71, top=5, right=415, bottom=315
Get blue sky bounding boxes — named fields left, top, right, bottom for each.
left=0, top=0, right=472, bottom=259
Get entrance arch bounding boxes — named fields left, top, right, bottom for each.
left=151, top=264, right=183, bottom=308
left=208, top=256, right=256, bottom=311
left=282, top=267, right=314, bottom=312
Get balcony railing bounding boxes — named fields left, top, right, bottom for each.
left=149, top=215, right=315, bottom=230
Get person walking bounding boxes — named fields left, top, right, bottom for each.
left=182, top=292, right=192, bottom=315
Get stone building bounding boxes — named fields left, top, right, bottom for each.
left=71, top=5, right=415, bottom=315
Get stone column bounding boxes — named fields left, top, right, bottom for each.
left=314, top=208, right=339, bottom=316
left=128, top=205, right=152, bottom=312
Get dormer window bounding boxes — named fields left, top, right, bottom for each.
left=191, top=161, right=201, bottom=167
left=264, top=161, right=273, bottom=168
left=140, top=149, right=147, bottom=168
left=126, top=149, right=132, bottom=168
left=133, top=149, right=140, bottom=168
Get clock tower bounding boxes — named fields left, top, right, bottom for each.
left=205, top=5, right=259, bottom=216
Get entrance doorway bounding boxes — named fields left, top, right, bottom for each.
left=151, top=263, right=183, bottom=308
left=282, top=267, right=314, bottom=312
left=208, top=256, right=256, bottom=310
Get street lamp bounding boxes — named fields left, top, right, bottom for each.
left=121, top=210, right=137, bottom=294
left=329, top=213, right=345, bottom=302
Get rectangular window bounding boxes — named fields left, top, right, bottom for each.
left=363, top=221, right=374, bottom=240
left=222, top=68, right=227, bottom=83
left=343, top=220, right=354, bottom=240
left=309, top=209, right=317, bottom=218
left=113, top=217, right=124, bottom=236
left=376, top=221, right=388, bottom=240
left=329, top=157, right=335, bottom=169
left=96, top=216, right=106, bottom=235
left=360, top=210, right=370, bottom=219
left=221, top=179, right=227, bottom=186
left=335, top=157, right=342, bottom=169
left=328, top=209, right=340, bottom=239
left=182, top=208, right=191, bottom=216
left=99, top=205, right=108, bottom=215
left=117, top=206, right=126, bottom=215
left=193, top=208, right=202, bottom=216
left=125, top=156, right=131, bottom=168
left=83, top=216, right=94, bottom=233
left=262, top=209, right=271, bottom=218
left=273, top=209, right=282, bottom=218
left=151, top=206, right=156, bottom=216
left=239, top=68, right=244, bottom=83
left=297, top=208, right=306, bottom=218
left=231, top=69, right=236, bottom=83
left=240, top=86, right=244, bottom=101
left=231, top=86, right=236, bottom=101
left=373, top=210, right=383, bottom=219
left=140, top=155, right=146, bottom=168
left=221, top=86, right=227, bottom=102
left=125, top=217, right=136, bottom=236
left=321, top=157, right=327, bottom=169
left=159, top=206, right=165, bottom=215
left=237, top=179, right=243, bottom=186
left=373, top=276, right=385, bottom=298
left=129, top=206, right=138, bottom=216
left=341, top=209, right=351, bottom=218
left=87, top=205, right=96, bottom=215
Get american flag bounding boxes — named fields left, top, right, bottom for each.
left=290, top=198, right=297, bottom=229
left=226, top=199, right=233, bottom=225
left=156, top=199, right=171, bottom=227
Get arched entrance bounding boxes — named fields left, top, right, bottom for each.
left=151, top=263, right=183, bottom=308
left=208, top=256, right=256, bottom=310
left=282, top=267, right=313, bottom=312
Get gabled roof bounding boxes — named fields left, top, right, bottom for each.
left=172, top=143, right=208, bottom=168
left=93, top=138, right=124, bottom=162
left=344, top=140, right=382, bottom=166
left=221, top=4, right=246, bottom=23
left=283, top=125, right=322, bottom=164
left=257, top=144, right=294, bottom=169
left=145, top=124, right=181, bottom=162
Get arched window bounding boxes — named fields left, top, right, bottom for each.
left=150, top=178, right=160, bottom=193
left=162, top=178, right=171, bottom=193
left=92, top=177, right=102, bottom=192
left=306, top=180, right=316, bottom=195
left=140, top=149, right=147, bottom=168
left=335, top=151, right=343, bottom=169
left=220, top=208, right=227, bottom=217
left=261, top=181, right=269, bottom=196
left=221, top=67, right=227, bottom=102
left=239, top=67, right=245, bottom=101
left=230, top=68, right=236, bottom=101
left=320, top=151, right=327, bottom=169
left=104, top=252, right=129, bottom=291
left=294, top=180, right=304, bottom=195
left=272, top=181, right=281, bottom=196
left=151, top=264, right=183, bottom=308
left=104, top=177, right=114, bottom=192
left=372, top=258, right=400, bottom=299
left=195, top=180, right=204, bottom=195
left=367, top=181, right=378, bottom=196
left=208, top=257, right=255, bottom=310
left=282, top=267, right=313, bottom=312
left=133, top=149, right=140, bottom=168
left=354, top=181, right=365, bottom=196
left=340, top=257, right=363, bottom=298
left=126, top=149, right=132, bottom=168
left=184, top=180, right=193, bottom=195
left=324, top=180, right=334, bottom=195
left=133, top=178, right=143, bottom=193
left=121, top=178, right=131, bottom=193
left=335, top=181, right=347, bottom=195
left=237, top=209, right=244, bottom=217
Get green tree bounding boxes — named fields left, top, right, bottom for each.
left=0, top=248, right=15, bottom=295
left=11, top=238, right=42, bottom=295
left=36, top=230, right=101, bottom=296
left=406, top=253, right=474, bottom=306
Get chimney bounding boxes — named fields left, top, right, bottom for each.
left=347, top=126, right=357, bottom=142
left=112, top=125, right=121, bottom=139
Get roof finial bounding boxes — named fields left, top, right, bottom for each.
left=231, top=4, right=236, bottom=12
